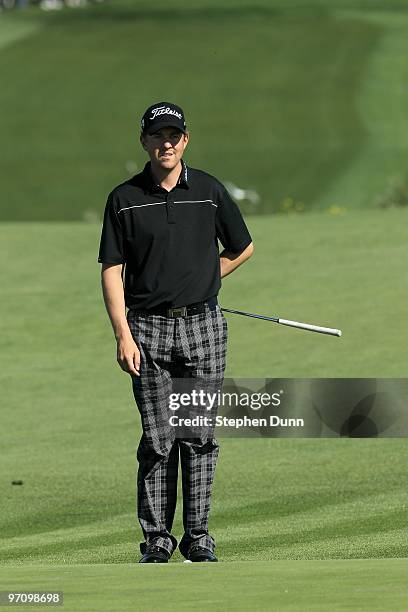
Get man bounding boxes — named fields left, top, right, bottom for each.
left=98, top=102, right=253, bottom=563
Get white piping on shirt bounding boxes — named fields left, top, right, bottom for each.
left=118, top=202, right=166, bottom=213
left=118, top=199, right=217, bottom=213
left=174, top=200, right=217, bottom=208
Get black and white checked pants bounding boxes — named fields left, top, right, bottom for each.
left=126, top=302, right=228, bottom=558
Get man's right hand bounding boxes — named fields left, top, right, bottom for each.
left=100, top=263, right=141, bottom=376
left=117, top=335, right=141, bottom=376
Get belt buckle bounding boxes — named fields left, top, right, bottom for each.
left=167, top=306, right=187, bottom=318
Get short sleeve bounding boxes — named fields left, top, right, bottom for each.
left=215, top=182, right=252, bottom=252
left=97, top=192, right=125, bottom=264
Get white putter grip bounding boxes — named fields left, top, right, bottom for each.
left=278, top=318, right=342, bottom=337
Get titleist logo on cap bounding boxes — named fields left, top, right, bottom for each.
left=149, top=106, right=183, bottom=120
left=141, top=101, right=186, bottom=134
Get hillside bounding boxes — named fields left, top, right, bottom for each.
left=1, top=1, right=408, bottom=218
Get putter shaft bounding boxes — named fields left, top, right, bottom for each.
left=221, top=307, right=342, bottom=337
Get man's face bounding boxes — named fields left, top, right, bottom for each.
left=140, top=127, right=189, bottom=170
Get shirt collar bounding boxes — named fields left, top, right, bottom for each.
left=142, top=159, right=189, bottom=193
left=179, top=158, right=189, bottom=187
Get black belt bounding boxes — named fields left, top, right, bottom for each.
left=130, top=296, right=218, bottom=318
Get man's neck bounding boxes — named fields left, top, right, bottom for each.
left=150, top=160, right=182, bottom=192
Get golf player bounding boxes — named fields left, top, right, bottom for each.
left=98, top=102, right=253, bottom=563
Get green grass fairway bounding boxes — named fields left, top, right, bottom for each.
left=1, top=210, right=407, bottom=589
left=1, top=1, right=408, bottom=218
left=2, top=560, right=408, bottom=611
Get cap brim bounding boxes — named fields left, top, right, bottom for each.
left=145, top=120, right=187, bottom=135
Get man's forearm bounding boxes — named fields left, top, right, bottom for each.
left=220, top=242, right=254, bottom=278
left=101, top=264, right=132, bottom=340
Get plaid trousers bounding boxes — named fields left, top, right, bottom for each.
left=126, top=302, right=228, bottom=558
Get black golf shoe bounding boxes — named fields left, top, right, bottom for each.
left=187, top=547, right=218, bottom=562
left=139, top=545, right=170, bottom=564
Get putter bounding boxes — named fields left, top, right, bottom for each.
left=221, top=307, right=342, bottom=337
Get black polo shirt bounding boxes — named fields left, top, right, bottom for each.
left=98, top=160, right=252, bottom=310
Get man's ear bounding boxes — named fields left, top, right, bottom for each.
left=140, top=133, right=147, bottom=150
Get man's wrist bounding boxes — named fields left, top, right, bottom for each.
left=113, top=321, right=133, bottom=342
